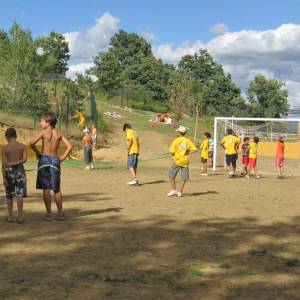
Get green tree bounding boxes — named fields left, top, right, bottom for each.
left=247, top=74, right=290, bottom=117
left=179, top=49, right=244, bottom=116
left=36, top=31, right=70, bottom=76
left=91, top=30, right=173, bottom=102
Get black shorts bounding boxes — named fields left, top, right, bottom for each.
left=226, top=154, right=237, bottom=168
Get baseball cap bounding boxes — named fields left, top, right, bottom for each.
left=176, top=126, right=187, bottom=134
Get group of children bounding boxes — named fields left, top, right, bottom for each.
left=1, top=113, right=288, bottom=222
left=123, top=125, right=287, bottom=197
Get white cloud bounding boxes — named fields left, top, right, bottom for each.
left=66, top=63, right=94, bottom=79
left=154, top=41, right=204, bottom=65
left=64, top=12, right=119, bottom=66
left=141, top=31, right=156, bottom=42
left=154, top=23, right=300, bottom=108
left=211, top=23, right=229, bottom=36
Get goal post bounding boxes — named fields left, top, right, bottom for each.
left=213, top=117, right=300, bottom=175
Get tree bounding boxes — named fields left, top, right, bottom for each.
left=247, top=74, right=290, bottom=118
left=178, top=49, right=245, bottom=116
left=36, top=31, right=70, bottom=76
left=91, top=30, right=173, bottom=102
left=167, top=72, right=190, bottom=121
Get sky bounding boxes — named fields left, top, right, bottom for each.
left=1, top=0, right=300, bottom=108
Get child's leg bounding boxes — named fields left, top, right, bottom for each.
left=54, top=190, right=63, bottom=214
left=204, top=161, right=208, bottom=174
left=43, top=189, right=52, bottom=214
left=129, top=167, right=137, bottom=179
left=178, top=180, right=186, bottom=193
left=7, top=199, right=13, bottom=221
left=170, top=177, right=176, bottom=191
left=254, top=167, right=258, bottom=177
left=16, top=196, right=24, bottom=221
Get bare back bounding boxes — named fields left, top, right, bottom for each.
left=41, top=128, right=62, bottom=156
left=2, top=141, right=26, bottom=164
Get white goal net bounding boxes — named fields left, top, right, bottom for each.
left=213, top=117, right=300, bottom=175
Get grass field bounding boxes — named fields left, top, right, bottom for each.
left=1, top=157, right=300, bottom=300
left=1, top=105, right=300, bottom=299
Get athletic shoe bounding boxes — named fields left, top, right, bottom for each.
left=201, top=173, right=208, bottom=176
left=256, top=175, right=261, bottom=179
left=246, top=175, right=250, bottom=179
left=127, top=180, right=139, bottom=186
left=177, top=192, right=182, bottom=197
left=167, top=190, right=178, bottom=196
left=85, top=166, right=90, bottom=170
left=44, top=213, right=54, bottom=221
left=90, top=164, right=94, bottom=169
left=228, top=172, right=234, bottom=178
left=56, top=213, right=68, bottom=221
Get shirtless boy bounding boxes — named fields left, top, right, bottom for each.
left=30, top=112, right=72, bottom=220
left=1, top=128, right=27, bottom=223
left=82, top=127, right=93, bottom=170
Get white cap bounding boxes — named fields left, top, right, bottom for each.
left=176, top=126, right=187, bottom=134
left=83, top=127, right=90, bottom=133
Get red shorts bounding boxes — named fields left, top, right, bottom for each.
left=242, top=156, right=249, bottom=165
left=249, top=158, right=257, bottom=168
left=276, top=157, right=284, bottom=168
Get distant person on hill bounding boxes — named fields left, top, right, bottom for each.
left=1, top=127, right=27, bottom=224
left=82, top=127, right=94, bottom=170
left=168, top=126, right=197, bottom=197
left=91, top=123, right=97, bottom=150
left=220, top=129, right=241, bottom=177
left=71, top=109, right=85, bottom=129
left=276, top=136, right=285, bottom=179
left=200, top=132, right=210, bottom=176
left=247, top=136, right=260, bottom=179
left=123, top=123, right=140, bottom=186
left=30, top=112, right=72, bottom=221
left=240, top=137, right=250, bottom=175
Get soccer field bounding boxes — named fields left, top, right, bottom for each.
left=1, top=160, right=300, bottom=300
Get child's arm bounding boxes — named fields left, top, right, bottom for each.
left=29, top=132, right=43, bottom=158
left=127, top=138, right=133, bottom=153
left=6, top=146, right=27, bottom=167
left=60, top=135, right=73, bottom=161
left=1, top=150, right=8, bottom=187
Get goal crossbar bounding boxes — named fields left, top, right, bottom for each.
left=213, top=117, right=300, bottom=171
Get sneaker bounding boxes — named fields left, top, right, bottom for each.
left=167, top=190, right=178, bottom=196
left=44, top=213, right=54, bottom=221
left=127, top=180, right=139, bottom=186
left=90, top=164, right=94, bottom=169
left=201, top=173, right=208, bottom=176
left=228, top=172, right=233, bottom=178
left=256, top=175, right=261, bottom=179
left=246, top=175, right=250, bottom=179
left=56, top=213, right=68, bottom=221
left=85, top=166, right=90, bottom=170
left=177, top=192, right=182, bottom=197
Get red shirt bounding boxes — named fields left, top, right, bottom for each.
left=276, top=141, right=285, bottom=158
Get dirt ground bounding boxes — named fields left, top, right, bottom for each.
left=1, top=157, right=300, bottom=300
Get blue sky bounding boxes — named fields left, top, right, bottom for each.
left=1, top=0, right=300, bottom=43
left=1, top=0, right=300, bottom=107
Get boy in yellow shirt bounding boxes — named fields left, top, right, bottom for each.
left=220, top=129, right=241, bottom=177
left=168, top=126, right=197, bottom=197
left=200, top=132, right=210, bottom=176
left=247, top=136, right=260, bottom=179
left=123, top=123, right=140, bottom=186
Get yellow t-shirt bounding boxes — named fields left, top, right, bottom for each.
left=75, top=112, right=85, bottom=125
left=169, top=136, right=197, bottom=167
left=221, top=135, right=241, bottom=155
left=249, top=142, right=258, bottom=159
left=127, top=129, right=139, bottom=154
left=200, top=138, right=209, bottom=159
